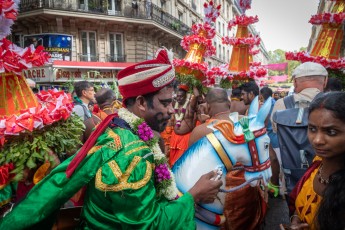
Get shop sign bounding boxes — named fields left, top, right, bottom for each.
left=53, top=68, right=119, bottom=82
left=22, top=67, right=52, bottom=82
left=23, top=34, right=73, bottom=61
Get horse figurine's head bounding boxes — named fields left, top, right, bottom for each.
left=172, top=96, right=272, bottom=229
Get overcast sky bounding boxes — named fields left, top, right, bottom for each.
left=247, top=0, right=319, bottom=52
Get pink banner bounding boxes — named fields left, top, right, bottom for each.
left=270, top=75, right=288, bottom=82
left=263, top=63, right=288, bottom=71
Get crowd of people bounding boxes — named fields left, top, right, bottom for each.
left=1, top=48, right=345, bottom=230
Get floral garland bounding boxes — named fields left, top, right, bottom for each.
left=222, top=35, right=261, bottom=46
left=309, top=12, right=345, bottom=25
left=239, top=0, right=252, bottom=13
left=0, top=38, right=50, bottom=75
left=206, top=63, right=267, bottom=82
left=285, top=51, right=345, bottom=69
left=117, top=108, right=178, bottom=201
left=228, top=15, right=259, bottom=30
left=203, top=1, right=221, bottom=24
left=173, top=59, right=209, bottom=84
left=0, top=0, right=19, bottom=38
left=174, top=93, right=191, bottom=128
left=191, top=23, right=216, bottom=39
left=0, top=89, right=74, bottom=145
left=180, top=35, right=216, bottom=57
left=249, top=48, right=260, bottom=56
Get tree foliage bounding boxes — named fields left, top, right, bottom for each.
left=268, top=48, right=306, bottom=80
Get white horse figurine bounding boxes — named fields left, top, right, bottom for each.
left=172, top=96, right=272, bottom=230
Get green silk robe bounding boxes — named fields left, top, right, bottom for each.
left=0, top=127, right=196, bottom=229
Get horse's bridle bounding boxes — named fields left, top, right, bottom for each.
left=242, top=127, right=271, bottom=173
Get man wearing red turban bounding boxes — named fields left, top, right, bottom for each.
left=0, top=48, right=222, bottom=229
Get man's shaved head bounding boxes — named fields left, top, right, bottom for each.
left=206, top=88, right=229, bottom=104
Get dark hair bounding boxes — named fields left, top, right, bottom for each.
left=232, top=88, right=241, bottom=98
left=32, top=88, right=39, bottom=94
left=206, top=88, right=229, bottom=104
left=309, top=92, right=345, bottom=122
left=311, top=92, right=345, bottom=229
left=260, top=87, right=273, bottom=101
left=124, top=82, right=174, bottom=109
left=74, top=81, right=94, bottom=97
left=177, top=88, right=187, bottom=95
left=316, top=169, right=345, bottom=230
left=241, top=81, right=259, bottom=96
left=95, top=88, right=116, bottom=105
left=325, top=77, right=343, bottom=92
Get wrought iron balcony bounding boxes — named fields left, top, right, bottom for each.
left=106, top=54, right=126, bottom=62
left=19, top=0, right=190, bottom=36
left=78, top=53, right=99, bottom=62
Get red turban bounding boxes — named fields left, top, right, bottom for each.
left=178, top=84, right=189, bottom=92
left=117, top=48, right=175, bottom=102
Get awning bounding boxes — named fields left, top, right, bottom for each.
left=26, top=78, right=36, bottom=87
left=52, top=60, right=136, bottom=69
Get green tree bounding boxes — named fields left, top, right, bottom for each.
left=268, top=48, right=306, bottom=80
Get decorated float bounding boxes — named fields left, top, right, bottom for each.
left=207, top=1, right=267, bottom=88
left=286, top=0, right=345, bottom=70
left=173, top=1, right=220, bottom=88
left=0, top=0, right=84, bottom=215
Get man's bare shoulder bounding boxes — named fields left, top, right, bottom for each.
left=188, top=123, right=213, bottom=147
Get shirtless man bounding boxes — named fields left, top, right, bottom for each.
left=229, top=87, right=248, bottom=115
left=169, top=84, right=199, bottom=166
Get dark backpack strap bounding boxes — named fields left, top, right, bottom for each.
left=283, top=95, right=295, bottom=109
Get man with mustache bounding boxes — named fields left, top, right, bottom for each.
left=0, top=48, right=222, bottom=229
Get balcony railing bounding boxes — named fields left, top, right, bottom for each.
left=19, top=0, right=190, bottom=36
left=106, top=54, right=126, bottom=62
left=78, top=53, right=99, bottom=62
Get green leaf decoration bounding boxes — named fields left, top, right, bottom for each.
left=175, top=74, right=208, bottom=94
left=0, top=115, right=85, bottom=181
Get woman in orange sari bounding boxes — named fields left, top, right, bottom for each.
left=288, top=92, right=345, bottom=229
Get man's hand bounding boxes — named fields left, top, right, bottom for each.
left=188, top=171, right=223, bottom=204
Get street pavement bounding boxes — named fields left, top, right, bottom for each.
left=263, top=196, right=290, bottom=230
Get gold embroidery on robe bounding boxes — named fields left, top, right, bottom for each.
left=95, top=156, right=152, bottom=192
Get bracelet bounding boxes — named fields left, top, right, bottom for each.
left=290, top=214, right=301, bottom=223
left=268, top=181, right=280, bottom=197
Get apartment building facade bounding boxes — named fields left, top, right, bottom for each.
left=14, top=0, right=268, bottom=87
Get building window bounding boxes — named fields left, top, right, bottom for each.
left=109, top=33, right=124, bottom=62
left=192, top=0, right=197, bottom=11
left=178, top=11, right=183, bottom=22
left=218, top=44, right=221, bottom=58
left=81, top=31, right=97, bottom=61
left=218, top=22, right=221, bottom=34
left=223, top=47, right=225, bottom=61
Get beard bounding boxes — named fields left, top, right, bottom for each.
left=146, top=112, right=171, bottom=132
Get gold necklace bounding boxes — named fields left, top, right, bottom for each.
left=318, top=164, right=331, bottom=185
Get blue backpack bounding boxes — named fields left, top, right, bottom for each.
left=272, top=95, right=315, bottom=194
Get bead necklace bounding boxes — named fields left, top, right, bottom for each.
left=174, top=93, right=191, bottom=127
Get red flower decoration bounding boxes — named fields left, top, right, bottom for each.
left=309, top=13, right=345, bottom=25
left=228, top=15, right=259, bottom=30
left=0, top=163, right=15, bottom=185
